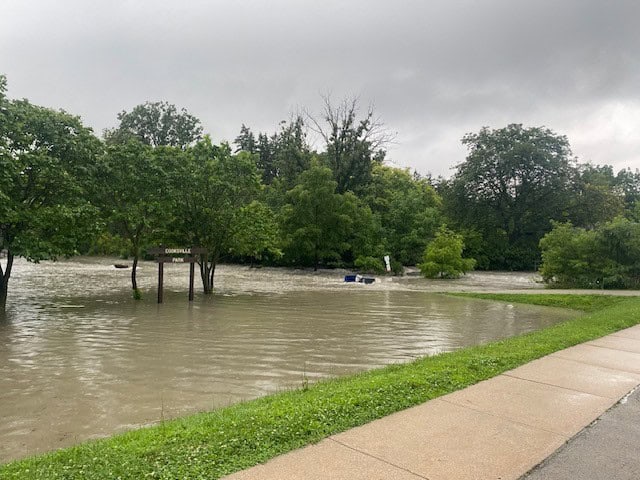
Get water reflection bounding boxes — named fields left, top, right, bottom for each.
left=0, top=258, right=575, bottom=462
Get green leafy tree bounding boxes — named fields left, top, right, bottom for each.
left=230, top=200, right=282, bottom=264
left=235, top=117, right=311, bottom=187
left=442, top=124, right=576, bottom=270
left=540, top=218, right=640, bottom=289
left=234, top=124, right=257, bottom=153
left=104, top=101, right=202, bottom=149
left=419, top=227, right=476, bottom=279
left=539, top=222, right=600, bottom=287
left=170, top=139, right=263, bottom=292
left=281, top=161, right=372, bottom=269
left=308, top=96, right=391, bottom=194
left=92, top=141, right=180, bottom=297
left=255, top=132, right=277, bottom=184
left=615, top=168, right=640, bottom=212
left=353, top=256, right=386, bottom=274
left=569, top=164, right=623, bottom=228
left=364, top=165, right=442, bottom=265
left=597, top=217, right=640, bottom=287
left=273, top=117, right=312, bottom=188
left=0, top=75, right=102, bottom=311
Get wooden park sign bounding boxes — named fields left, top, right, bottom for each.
left=148, top=246, right=207, bottom=303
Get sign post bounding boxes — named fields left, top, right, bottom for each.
left=148, top=247, right=207, bottom=303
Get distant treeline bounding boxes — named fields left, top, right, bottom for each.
left=3, top=73, right=640, bottom=309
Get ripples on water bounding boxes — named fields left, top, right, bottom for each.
left=0, top=258, right=574, bottom=462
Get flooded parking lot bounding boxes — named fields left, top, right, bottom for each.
left=0, top=258, right=576, bottom=462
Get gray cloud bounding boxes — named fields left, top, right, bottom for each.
left=2, top=0, right=639, bottom=176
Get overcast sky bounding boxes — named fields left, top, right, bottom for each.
left=2, top=0, right=639, bottom=177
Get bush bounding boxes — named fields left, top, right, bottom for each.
left=88, top=232, right=131, bottom=258
left=419, top=227, right=476, bottom=279
left=539, top=217, right=640, bottom=289
left=390, top=259, right=405, bottom=276
left=354, top=256, right=386, bottom=274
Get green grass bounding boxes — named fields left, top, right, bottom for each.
left=3, top=295, right=640, bottom=479
left=447, top=292, right=630, bottom=312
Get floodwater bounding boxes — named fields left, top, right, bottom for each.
left=0, top=258, right=577, bottom=463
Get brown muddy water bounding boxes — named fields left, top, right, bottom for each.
left=0, top=257, right=577, bottom=463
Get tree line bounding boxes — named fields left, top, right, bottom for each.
left=2, top=73, right=640, bottom=310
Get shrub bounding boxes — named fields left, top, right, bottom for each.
left=540, top=217, right=640, bottom=289
left=354, top=256, right=386, bottom=274
left=419, top=227, right=476, bottom=279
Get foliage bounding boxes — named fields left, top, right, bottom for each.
left=569, top=164, right=624, bottom=228
left=3, top=296, right=638, bottom=478
left=230, top=200, right=282, bottom=263
left=6, top=70, right=640, bottom=297
left=104, top=101, right=202, bottom=149
left=389, top=258, right=405, bottom=275
left=354, top=256, right=385, bottom=274
left=280, top=161, right=347, bottom=268
left=235, top=117, right=311, bottom=187
left=170, top=139, right=264, bottom=292
left=364, top=165, right=442, bottom=265
left=0, top=77, right=102, bottom=310
left=87, top=232, right=132, bottom=258
left=308, top=96, right=391, bottom=194
left=419, top=227, right=476, bottom=279
left=442, top=124, right=576, bottom=270
left=539, top=217, right=640, bottom=288
left=92, top=141, right=179, bottom=295
left=280, top=161, right=379, bottom=269
left=615, top=168, right=640, bottom=211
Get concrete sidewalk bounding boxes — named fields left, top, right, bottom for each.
left=223, top=325, right=640, bottom=480
left=523, top=386, right=640, bottom=479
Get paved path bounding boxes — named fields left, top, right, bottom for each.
left=523, top=386, right=640, bottom=479
left=223, top=325, right=640, bottom=480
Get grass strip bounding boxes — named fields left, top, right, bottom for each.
left=3, top=295, right=640, bottom=479
left=446, top=292, right=630, bottom=312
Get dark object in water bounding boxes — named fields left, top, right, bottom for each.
left=344, top=274, right=375, bottom=284
left=114, top=264, right=129, bottom=269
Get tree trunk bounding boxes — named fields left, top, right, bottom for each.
left=0, top=279, right=7, bottom=314
left=131, top=255, right=139, bottom=291
left=0, top=251, right=14, bottom=313
left=199, top=254, right=217, bottom=294
left=131, top=254, right=142, bottom=300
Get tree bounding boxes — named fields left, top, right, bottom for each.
left=307, top=96, right=392, bottom=194
left=104, top=101, right=202, bottom=149
left=272, top=117, right=311, bottom=188
left=235, top=117, right=311, bottom=187
left=0, top=75, right=102, bottom=311
left=568, top=164, right=623, bottom=229
left=419, top=227, right=476, bottom=279
left=363, top=165, right=442, bottom=265
left=281, top=161, right=366, bottom=269
left=170, top=139, right=263, bottom=293
left=615, top=168, right=640, bottom=212
left=92, top=141, right=180, bottom=297
left=538, top=222, right=599, bottom=287
left=234, top=124, right=257, bottom=153
left=539, top=218, right=640, bottom=289
left=230, top=200, right=282, bottom=264
left=442, top=124, right=576, bottom=270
